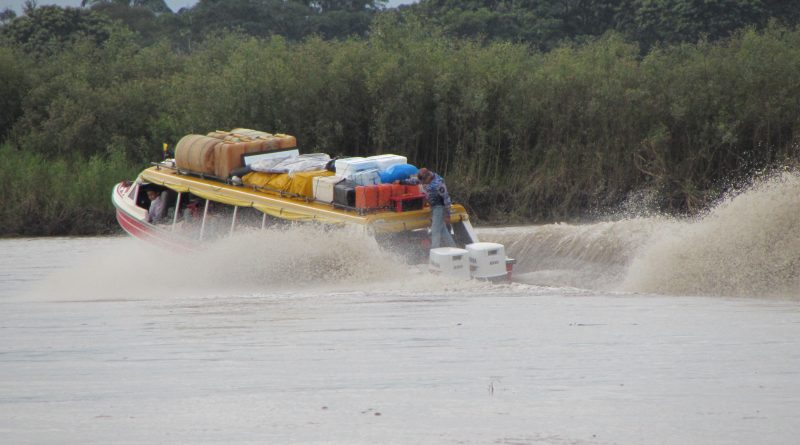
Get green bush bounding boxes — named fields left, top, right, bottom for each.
left=0, top=144, right=140, bottom=236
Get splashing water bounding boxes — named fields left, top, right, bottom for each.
left=31, top=224, right=484, bottom=301
left=480, top=171, right=800, bottom=299
left=479, top=218, right=659, bottom=290
left=622, top=172, right=800, bottom=298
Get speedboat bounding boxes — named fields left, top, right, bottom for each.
left=111, top=128, right=514, bottom=280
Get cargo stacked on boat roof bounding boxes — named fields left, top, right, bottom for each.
left=322, top=156, right=425, bottom=213
left=173, top=128, right=428, bottom=213
left=174, top=129, right=297, bottom=179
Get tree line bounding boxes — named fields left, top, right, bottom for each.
left=3, top=0, right=798, bottom=51
left=1, top=2, right=799, bottom=236
left=413, top=0, right=800, bottom=51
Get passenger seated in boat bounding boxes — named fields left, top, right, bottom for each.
left=182, top=197, right=202, bottom=223
left=146, top=189, right=168, bottom=224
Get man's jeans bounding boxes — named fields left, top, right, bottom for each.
left=430, top=205, right=456, bottom=249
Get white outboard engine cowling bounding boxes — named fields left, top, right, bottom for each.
left=429, top=247, right=471, bottom=279
left=465, top=242, right=507, bottom=280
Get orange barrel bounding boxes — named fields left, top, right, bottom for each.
left=365, top=185, right=378, bottom=208
left=355, top=186, right=367, bottom=210
left=175, top=134, right=220, bottom=176
left=214, top=139, right=294, bottom=178
left=391, top=184, right=405, bottom=197
left=377, top=184, right=393, bottom=208
left=356, top=185, right=379, bottom=210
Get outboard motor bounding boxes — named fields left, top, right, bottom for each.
left=431, top=218, right=514, bottom=281
left=429, top=241, right=512, bottom=281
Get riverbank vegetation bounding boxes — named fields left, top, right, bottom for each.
left=1, top=1, right=799, bottom=235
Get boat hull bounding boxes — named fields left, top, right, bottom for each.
left=112, top=182, right=194, bottom=252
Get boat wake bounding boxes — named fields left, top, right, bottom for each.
left=480, top=171, right=800, bottom=299
left=31, top=224, right=484, bottom=302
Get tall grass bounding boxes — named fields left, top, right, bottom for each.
left=0, top=144, right=140, bottom=236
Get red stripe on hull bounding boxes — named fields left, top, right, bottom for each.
left=115, top=208, right=194, bottom=252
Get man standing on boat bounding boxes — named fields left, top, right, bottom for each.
left=403, top=168, right=456, bottom=249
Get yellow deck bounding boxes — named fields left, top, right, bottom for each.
left=140, top=166, right=469, bottom=234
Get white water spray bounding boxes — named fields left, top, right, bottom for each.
left=481, top=171, right=800, bottom=299
left=30, top=225, right=484, bottom=301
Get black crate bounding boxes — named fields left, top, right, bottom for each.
left=333, top=181, right=357, bottom=208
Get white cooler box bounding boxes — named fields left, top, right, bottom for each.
left=351, top=168, right=381, bottom=186
left=367, top=154, right=407, bottom=170
left=313, top=175, right=344, bottom=203
left=335, top=157, right=378, bottom=179
left=466, top=242, right=507, bottom=279
left=429, top=247, right=471, bottom=279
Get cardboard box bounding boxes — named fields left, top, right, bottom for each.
left=312, top=175, right=344, bottom=203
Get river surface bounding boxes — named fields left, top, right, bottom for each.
left=1, top=174, right=800, bottom=444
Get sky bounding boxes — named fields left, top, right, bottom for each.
left=1, top=0, right=417, bottom=14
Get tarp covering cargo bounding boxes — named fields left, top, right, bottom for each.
left=291, top=170, right=335, bottom=197
left=208, top=128, right=296, bottom=146
left=175, top=129, right=297, bottom=178
left=251, top=153, right=330, bottom=174
left=242, top=170, right=334, bottom=199
left=241, top=172, right=292, bottom=191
